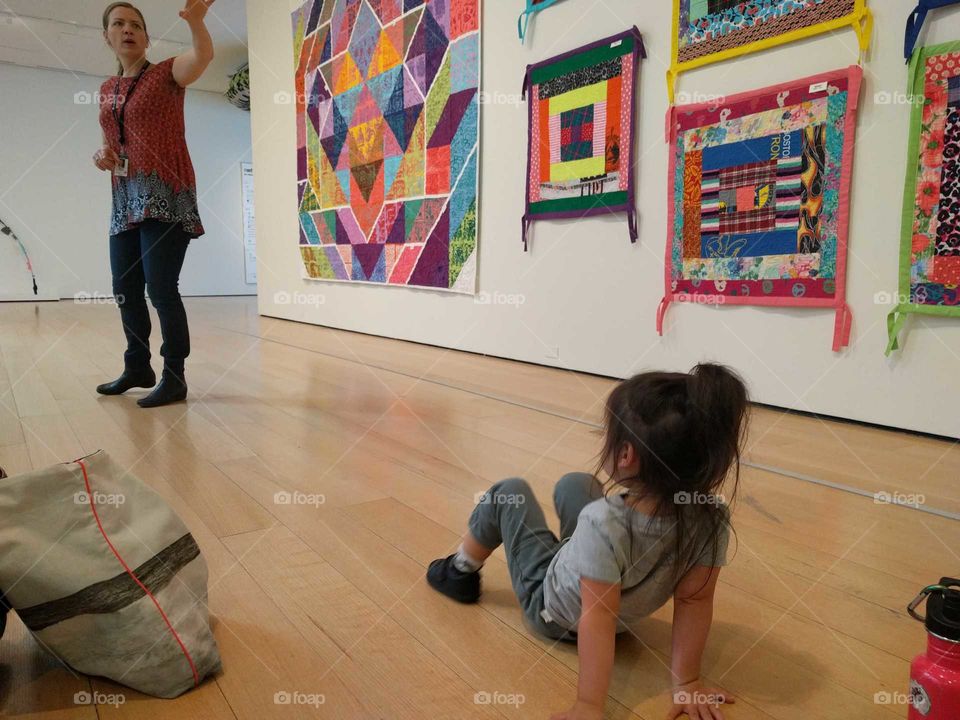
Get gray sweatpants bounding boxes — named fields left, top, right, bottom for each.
left=468, top=473, right=603, bottom=640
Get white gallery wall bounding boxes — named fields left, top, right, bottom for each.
left=0, top=62, right=255, bottom=301
left=248, top=0, right=960, bottom=438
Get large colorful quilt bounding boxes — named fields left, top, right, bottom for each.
left=659, top=66, right=863, bottom=351
left=522, top=28, right=645, bottom=249
left=669, top=0, right=871, bottom=102
left=292, top=0, right=480, bottom=292
left=887, top=41, right=960, bottom=353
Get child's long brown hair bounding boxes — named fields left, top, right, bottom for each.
left=596, top=363, right=748, bottom=583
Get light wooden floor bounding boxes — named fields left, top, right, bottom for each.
left=0, top=296, right=957, bottom=720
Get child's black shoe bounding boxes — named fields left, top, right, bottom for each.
left=427, top=554, right=480, bottom=604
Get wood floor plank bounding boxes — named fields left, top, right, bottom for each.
left=0, top=351, right=27, bottom=448
left=747, top=408, right=960, bottom=513
left=0, top=342, right=63, bottom=420
left=0, top=443, right=31, bottom=476
left=86, top=401, right=276, bottom=539
left=20, top=415, right=83, bottom=469
left=90, top=678, right=237, bottom=720
left=223, top=526, right=508, bottom=719
left=253, top=310, right=959, bottom=509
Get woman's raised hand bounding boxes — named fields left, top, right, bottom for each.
left=179, top=0, right=215, bottom=24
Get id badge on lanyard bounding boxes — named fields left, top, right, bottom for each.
left=112, top=61, right=149, bottom=178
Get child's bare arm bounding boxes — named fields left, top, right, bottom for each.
left=550, top=577, right=620, bottom=720
left=668, top=565, right=734, bottom=720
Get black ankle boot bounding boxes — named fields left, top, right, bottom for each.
left=137, top=370, right=187, bottom=408
left=96, top=368, right=157, bottom=396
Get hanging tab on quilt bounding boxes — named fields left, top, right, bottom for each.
left=628, top=209, right=638, bottom=243
left=904, top=0, right=960, bottom=62
left=905, top=4, right=928, bottom=61
left=846, top=64, right=864, bottom=111
left=656, top=297, right=671, bottom=336
left=666, top=68, right=677, bottom=105
left=518, top=0, right=564, bottom=43
left=630, top=25, right=647, bottom=60
left=854, top=5, right=874, bottom=63
left=886, top=306, right=908, bottom=355
left=907, top=43, right=923, bottom=90
left=832, top=303, right=853, bottom=352
left=521, top=65, right=531, bottom=100
left=665, top=105, right=677, bottom=144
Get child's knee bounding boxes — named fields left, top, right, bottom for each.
left=469, top=478, right=533, bottom=542
left=554, top=472, right=597, bottom=504
left=489, top=477, right=533, bottom=501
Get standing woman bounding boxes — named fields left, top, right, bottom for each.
left=93, top=1, right=215, bottom=408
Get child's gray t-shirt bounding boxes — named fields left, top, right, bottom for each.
left=542, top=494, right=731, bottom=632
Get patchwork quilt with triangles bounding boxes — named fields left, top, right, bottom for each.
left=291, top=0, right=480, bottom=292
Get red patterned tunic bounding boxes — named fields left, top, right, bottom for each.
left=98, top=57, right=205, bottom=238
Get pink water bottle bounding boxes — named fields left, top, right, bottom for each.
left=907, top=577, right=960, bottom=718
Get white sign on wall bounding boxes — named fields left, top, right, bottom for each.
left=241, top=161, right=257, bottom=285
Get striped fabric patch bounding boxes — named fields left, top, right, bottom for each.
left=18, top=534, right=201, bottom=632
left=549, top=114, right=560, bottom=164
left=776, top=155, right=803, bottom=229
left=592, top=100, right=607, bottom=157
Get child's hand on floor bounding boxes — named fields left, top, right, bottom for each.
left=550, top=699, right=604, bottom=720
left=665, top=682, right=734, bottom=719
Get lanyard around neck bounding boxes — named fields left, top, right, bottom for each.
left=112, top=61, right=150, bottom=149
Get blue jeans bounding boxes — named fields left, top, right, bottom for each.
left=468, top=473, right=603, bottom=640
left=109, top=221, right=191, bottom=377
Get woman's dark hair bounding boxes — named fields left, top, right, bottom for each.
left=102, top=2, right=148, bottom=76
left=596, top=363, right=749, bottom=585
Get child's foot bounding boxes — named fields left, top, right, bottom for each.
left=427, top=554, right=481, bottom=604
